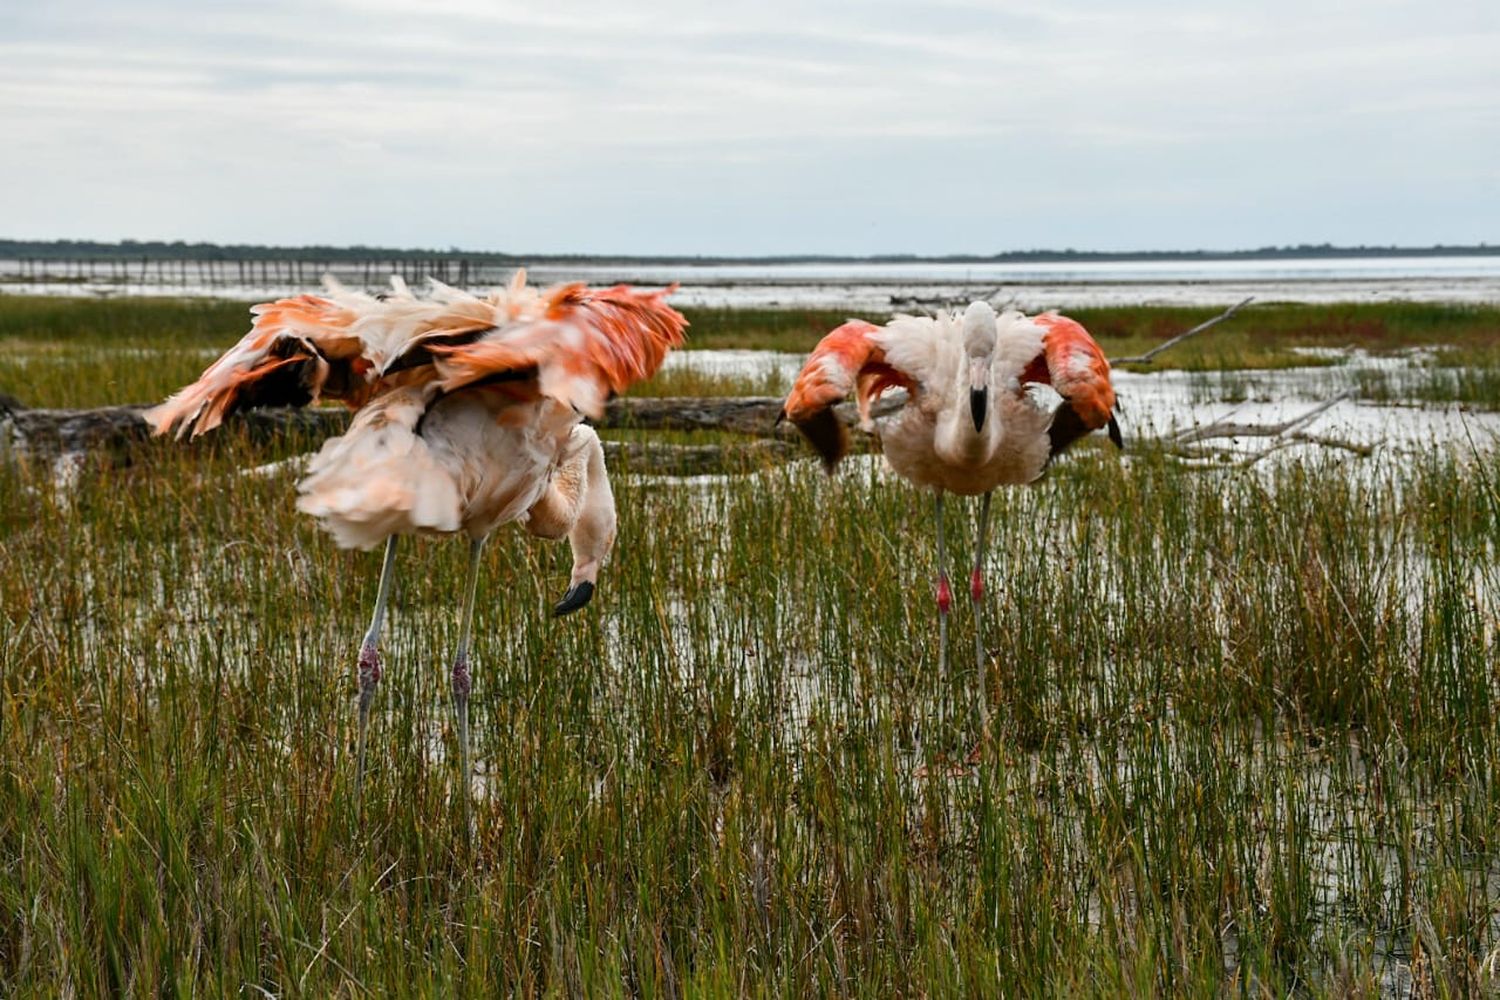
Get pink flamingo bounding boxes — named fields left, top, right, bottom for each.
left=148, top=271, right=687, bottom=803
left=781, top=301, right=1119, bottom=728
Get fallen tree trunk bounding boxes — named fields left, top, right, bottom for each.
left=1, top=395, right=821, bottom=460
left=601, top=396, right=788, bottom=436
left=5, top=404, right=343, bottom=458
left=1, top=397, right=827, bottom=476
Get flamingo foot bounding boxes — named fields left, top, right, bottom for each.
left=451, top=653, right=472, bottom=822
left=354, top=640, right=381, bottom=804
left=553, top=580, right=595, bottom=617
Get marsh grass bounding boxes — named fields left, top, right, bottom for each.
left=1354, top=365, right=1500, bottom=410
left=1092, top=302, right=1500, bottom=373
left=632, top=365, right=792, bottom=400
left=4, top=296, right=1500, bottom=995
left=3, top=424, right=1500, bottom=995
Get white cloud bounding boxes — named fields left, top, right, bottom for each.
left=0, top=0, right=1495, bottom=253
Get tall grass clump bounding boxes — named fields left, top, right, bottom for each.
left=3, top=418, right=1499, bottom=994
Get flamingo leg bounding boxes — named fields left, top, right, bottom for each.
left=355, top=534, right=400, bottom=805
left=934, top=492, right=951, bottom=685
left=451, top=536, right=486, bottom=818
left=971, top=491, right=994, bottom=735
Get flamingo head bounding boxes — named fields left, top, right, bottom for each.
left=961, top=302, right=997, bottom=431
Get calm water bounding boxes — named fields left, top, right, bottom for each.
left=4, top=255, right=1500, bottom=308
left=534, top=255, right=1500, bottom=285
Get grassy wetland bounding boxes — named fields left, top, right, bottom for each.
left=3, top=296, right=1500, bottom=995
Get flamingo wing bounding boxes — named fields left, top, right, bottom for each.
left=1020, top=312, right=1122, bottom=457
left=376, top=269, right=541, bottom=376
left=146, top=294, right=378, bottom=439
left=144, top=274, right=591, bottom=440
left=425, top=283, right=688, bottom=419
left=781, top=318, right=927, bottom=472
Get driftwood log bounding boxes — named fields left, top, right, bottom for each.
left=5, top=404, right=340, bottom=458
left=1, top=396, right=888, bottom=454
left=0, top=397, right=826, bottom=476
left=1161, top=391, right=1374, bottom=468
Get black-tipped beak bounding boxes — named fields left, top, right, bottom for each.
left=970, top=387, right=987, bottom=432
left=552, top=580, right=595, bottom=617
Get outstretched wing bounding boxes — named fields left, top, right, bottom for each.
left=375, top=269, right=541, bottom=376
left=780, top=318, right=924, bottom=472
left=424, top=283, right=688, bottom=418
left=1020, top=312, right=1121, bottom=457
left=146, top=274, right=567, bottom=440
left=146, top=295, right=376, bottom=439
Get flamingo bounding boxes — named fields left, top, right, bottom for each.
left=780, top=301, right=1120, bottom=730
left=147, top=271, right=687, bottom=805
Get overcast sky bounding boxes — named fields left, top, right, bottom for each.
left=1, top=0, right=1495, bottom=255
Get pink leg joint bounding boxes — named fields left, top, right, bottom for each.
left=358, top=642, right=382, bottom=689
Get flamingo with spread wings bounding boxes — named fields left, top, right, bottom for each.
left=148, top=271, right=687, bottom=804
left=781, top=302, right=1120, bottom=729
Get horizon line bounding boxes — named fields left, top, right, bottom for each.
left=2, top=237, right=1498, bottom=264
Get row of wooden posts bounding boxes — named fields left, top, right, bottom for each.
left=0, top=257, right=505, bottom=288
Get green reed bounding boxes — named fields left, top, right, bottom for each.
left=2, top=420, right=1498, bottom=995
left=3, top=294, right=1500, bottom=994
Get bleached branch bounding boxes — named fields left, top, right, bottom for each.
left=1110, top=296, right=1255, bottom=366
left=1170, top=390, right=1353, bottom=445
left=1162, top=391, right=1372, bottom=467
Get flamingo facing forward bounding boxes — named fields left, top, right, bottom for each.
left=148, top=272, right=687, bottom=804
left=781, top=301, right=1119, bottom=726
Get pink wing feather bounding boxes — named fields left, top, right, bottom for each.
left=426, top=283, right=688, bottom=418
left=1021, top=312, right=1121, bottom=454
left=781, top=319, right=916, bottom=471
left=145, top=295, right=376, bottom=439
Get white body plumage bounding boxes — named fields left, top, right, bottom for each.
left=872, top=306, right=1055, bottom=495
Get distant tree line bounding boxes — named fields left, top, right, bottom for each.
left=0, top=238, right=1493, bottom=264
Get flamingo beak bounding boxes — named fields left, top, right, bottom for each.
left=553, top=580, right=595, bottom=617
left=970, top=387, right=987, bottom=432
left=968, top=357, right=989, bottom=432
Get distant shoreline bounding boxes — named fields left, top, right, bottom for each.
left=6, top=253, right=1499, bottom=309
left=1, top=238, right=1496, bottom=266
